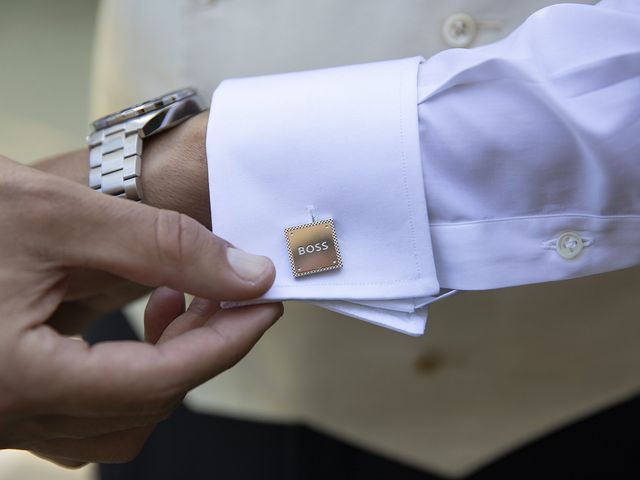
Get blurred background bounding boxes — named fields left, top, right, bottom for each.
left=2, top=0, right=639, bottom=479
left=0, top=0, right=97, bottom=162
left=0, top=0, right=98, bottom=477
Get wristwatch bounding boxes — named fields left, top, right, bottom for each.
left=87, top=87, right=206, bottom=201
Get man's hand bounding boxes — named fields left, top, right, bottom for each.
left=34, top=112, right=212, bottom=332
left=36, top=111, right=211, bottom=228
left=0, top=155, right=282, bottom=464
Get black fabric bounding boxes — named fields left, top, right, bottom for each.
left=97, top=403, right=436, bottom=480
left=86, top=312, right=640, bottom=480
left=471, top=395, right=640, bottom=480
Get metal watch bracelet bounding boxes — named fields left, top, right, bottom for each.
left=88, top=124, right=144, bottom=201
left=88, top=87, right=206, bottom=201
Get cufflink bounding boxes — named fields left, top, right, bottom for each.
left=285, top=219, right=342, bottom=278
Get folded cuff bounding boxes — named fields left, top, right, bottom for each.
left=207, top=57, right=439, bottom=303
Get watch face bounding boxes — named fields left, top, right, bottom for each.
left=91, top=87, right=197, bottom=131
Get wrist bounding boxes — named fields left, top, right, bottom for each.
left=33, top=111, right=211, bottom=229
left=140, top=110, right=211, bottom=228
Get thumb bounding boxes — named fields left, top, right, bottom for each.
left=41, top=182, right=275, bottom=301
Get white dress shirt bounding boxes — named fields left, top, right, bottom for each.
left=92, top=0, right=640, bottom=475
left=207, top=0, right=640, bottom=333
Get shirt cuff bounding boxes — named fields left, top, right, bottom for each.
left=206, top=57, right=439, bottom=333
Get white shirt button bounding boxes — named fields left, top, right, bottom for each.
left=442, top=13, right=478, bottom=48
left=556, top=232, right=584, bottom=260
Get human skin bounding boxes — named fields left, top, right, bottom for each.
left=35, top=112, right=214, bottom=334
left=37, top=112, right=213, bottom=229
left=0, top=114, right=282, bottom=466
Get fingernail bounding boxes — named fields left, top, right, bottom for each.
left=226, top=247, right=271, bottom=281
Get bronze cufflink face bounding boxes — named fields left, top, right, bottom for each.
left=285, top=219, right=342, bottom=278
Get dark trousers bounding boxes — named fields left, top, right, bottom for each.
left=86, top=312, right=640, bottom=480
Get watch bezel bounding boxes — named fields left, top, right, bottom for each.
left=91, top=87, right=198, bottom=131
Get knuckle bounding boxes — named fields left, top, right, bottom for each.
left=111, top=431, right=150, bottom=463
left=136, top=392, right=182, bottom=418
left=131, top=372, right=185, bottom=418
left=154, top=396, right=182, bottom=422
left=116, top=443, right=145, bottom=463
left=0, top=163, right=40, bottom=228
left=0, top=159, right=80, bottom=260
left=153, top=210, right=186, bottom=267
left=153, top=210, right=206, bottom=270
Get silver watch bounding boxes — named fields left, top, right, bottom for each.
left=87, top=87, right=206, bottom=201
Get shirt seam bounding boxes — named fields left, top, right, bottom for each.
left=399, top=59, right=423, bottom=279
left=430, top=213, right=640, bottom=227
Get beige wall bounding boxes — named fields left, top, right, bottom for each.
left=0, top=0, right=98, bottom=163
left=0, top=0, right=97, bottom=478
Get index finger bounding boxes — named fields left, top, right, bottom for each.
left=38, top=303, right=283, bottom=416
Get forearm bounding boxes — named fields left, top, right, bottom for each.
left=34, top=111, right=212, bottom=228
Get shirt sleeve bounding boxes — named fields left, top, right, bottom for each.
left=206, top=0, right=640, bottom=334
left=418, top=0, right=640, bottom=290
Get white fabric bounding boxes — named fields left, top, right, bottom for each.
left=208, top=57, right=439, bottom=334
left=421, top=0, right=640, bottom=289
left=94, top=0, right=640, bottom=476
left=207, top=0, right=640, bottom=333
